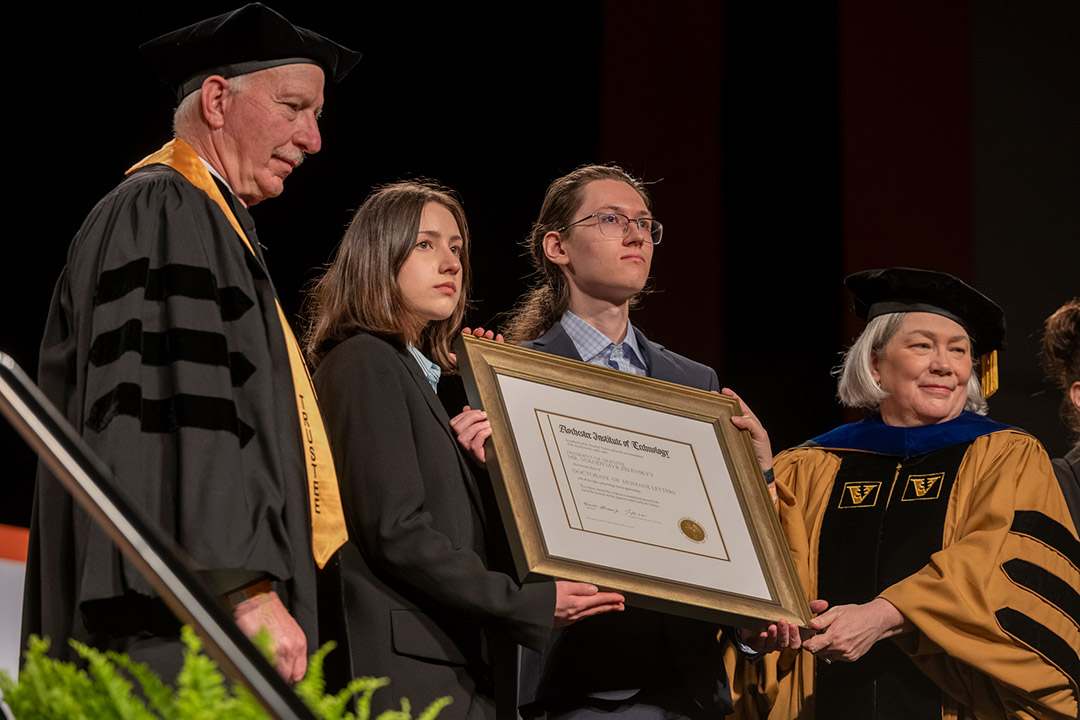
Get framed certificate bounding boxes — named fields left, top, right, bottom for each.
left=455, top=334, right=813, bottom=630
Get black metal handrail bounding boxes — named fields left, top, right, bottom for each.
left=0, top=351, right=316, bottom=720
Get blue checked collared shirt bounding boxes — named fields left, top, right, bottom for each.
left=407, top=344, right=442, bottom=392
left=560, top=311, right=647, bottom=377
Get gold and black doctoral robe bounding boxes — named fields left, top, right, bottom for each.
left=727, top=412, right=1079, bottom=720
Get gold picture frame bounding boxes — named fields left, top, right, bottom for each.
left=455, top=334, right=813, bottom=630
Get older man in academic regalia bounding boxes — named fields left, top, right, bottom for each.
left=22, top=4, right=359, bottom=683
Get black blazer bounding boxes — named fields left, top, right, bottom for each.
left=315, top=332, right=554, bottom=720
left=519, top=322, right=732, bottom=719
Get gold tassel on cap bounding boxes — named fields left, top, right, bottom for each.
left=981, top=349, right=999, bottom=398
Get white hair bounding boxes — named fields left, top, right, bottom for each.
left=835, top=312, right=988, bottom=415
left=172, top=73, right=251, bottom=140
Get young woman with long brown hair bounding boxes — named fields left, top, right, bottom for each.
left=304, top=180, right=623, bottom=720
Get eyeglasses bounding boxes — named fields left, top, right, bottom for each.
left=558, top=212, right=664, bottom=245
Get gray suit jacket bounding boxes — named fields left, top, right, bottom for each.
left=523, top=323, right=720, bottom=394
left=315, top=332, right=555, bottom=720
left=519, top=323, right=732, bottom=719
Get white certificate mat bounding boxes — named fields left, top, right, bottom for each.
left=506, top=375, right=770, bottom=601
left=456, top=335, right=812, bottom=628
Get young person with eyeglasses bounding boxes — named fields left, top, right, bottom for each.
left=451, top=165, right=822, bottom=720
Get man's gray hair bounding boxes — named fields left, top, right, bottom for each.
left=835, top=312, right=988, bottom=415
left=172, top=73, right=250, bottom=139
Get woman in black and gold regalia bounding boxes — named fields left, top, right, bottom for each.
left=728, top=268, right=1079, bottom=720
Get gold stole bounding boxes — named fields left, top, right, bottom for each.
left=127, top=138, right=347, bottom=568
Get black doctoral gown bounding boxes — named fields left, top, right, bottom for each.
left=22, top=160, right=316, bottom=677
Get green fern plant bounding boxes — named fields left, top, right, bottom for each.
left=0, top=627, right=451, bottom=720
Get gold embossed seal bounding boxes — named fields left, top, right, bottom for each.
left=679, top=517, right=706, bottom=543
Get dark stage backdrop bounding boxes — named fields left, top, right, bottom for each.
left=3, top=0, right=1077, bottom=528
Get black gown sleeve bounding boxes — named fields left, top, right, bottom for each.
left=32, top=166, right=309, bottom=608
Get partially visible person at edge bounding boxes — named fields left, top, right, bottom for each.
left=451, top=164, right=823, bottom=720
left=303, top=181, right=626, bottom=720
left=725, top=268, right=1080, bottom=720
left=22, top=4, right=360, bottom=684
left=1040, top=297, right=1080, bottom=527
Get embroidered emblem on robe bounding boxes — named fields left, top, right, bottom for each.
left=902, top=472, right=944, bottom=501
left=839, top=481, right=881, bottom=508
